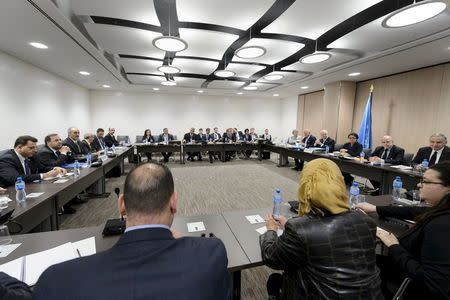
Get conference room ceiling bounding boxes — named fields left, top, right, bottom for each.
left=0, top=0, right=449, bottom=98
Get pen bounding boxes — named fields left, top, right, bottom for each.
left=76, top=249, right=82, bottom=257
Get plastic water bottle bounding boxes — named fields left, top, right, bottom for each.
left=86, top=153, right=92, bottom=166
left=359, top=151, right=365, bottom=162
left=392, top=176, right=403, bottom=201
left=15, top=177, right=26, bottom=203
left=74, top=160, right=81, bottom=177
left=349, top=182, right=360, bottom=209
left=325, top=145, right=329, bottom=154
left=421, top=159, right=429, bottom=170
left=272, top=188, right=282, bottom=218
left=112, top=144, right=116, bottom=153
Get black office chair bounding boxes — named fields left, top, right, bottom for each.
left=135, top=135, right=144, bottom=143
left=363, top=148, right=372, bottom=158
left=117, top=135, right=130, bottom=144
left=402, top=153, right=414, bottom=166
left=392, top=277, right=411, bottom=300
left=334, top=144, right=344, bottom=151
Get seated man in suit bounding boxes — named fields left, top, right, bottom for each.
left=158, top=128, right=174, bottom=163
left=314, top=129, right=336, bottom=152
left=104, top=127, right=120, bottom=148
left=0, top=136, right=66, bottom=187
left=210, top=127, right=222, bottom=161
left=293, top=129, right=317, bottom=171
left=260, top=129, right=272, bottom=142
left=92, top=128, right=106, bottom=153
left=81, top=133, right=96, bottom=154
left=287, top=129, right=301, bottom=170
left=32, top=163, right=231, bottom=299
left=222, top=128, right=236, bottom=161
left=195, top=128, right=207, bottom=161
left=63, top=127, right=87, bottom=157
left=250, top=128, right=258, bottom=141
left=412, top=133, right=450, bottom=168
left=38, top=134, right=70, bottom=168
left=234, top=128, right=244, bottom=142
left=183, top=128, right=198, bottom=161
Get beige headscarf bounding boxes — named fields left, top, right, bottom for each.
left=298, top=158, right=349, bottom=216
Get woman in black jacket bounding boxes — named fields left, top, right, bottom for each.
left=141, top=129, right=155, bottom=161
left=260, top=158, right=383, bottom=300
left=357, top=161, right=450, bottom=299
left=341, top=132, right=363, bottom=157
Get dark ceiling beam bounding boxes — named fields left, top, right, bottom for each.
left=90, top=16, right=161, bottom=33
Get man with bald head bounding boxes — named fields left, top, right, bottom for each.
left=370, top=135, right=405, bottom=165
left=63, top=127, right=87, bottom=156
left=32, top=163, right=231, bottom=299
left=412, top=133, right=450, bottom=167
left=104, top=127, right=120, bottom=148
left=314, top=129, right=336, bottom=152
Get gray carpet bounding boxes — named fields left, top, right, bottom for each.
left=60, top=158, right=300, bottom=300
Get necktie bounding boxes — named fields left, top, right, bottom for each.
left=24, top=159, right=31, bottom=175
left=75, top=141, right=81, bottom=153
left=429, top=151, right=438, bottom=166
left=55, top=151, right=61, bottom=158
left=381, top=149, right=388, bottom=160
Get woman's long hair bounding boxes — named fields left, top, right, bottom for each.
left=415, top=162, right=450, bottom=224
left=143, top=129, right=151, bottom=138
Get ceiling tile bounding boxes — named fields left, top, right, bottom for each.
left=120, top=57, right=162, bottom=74
left=226, top=63, right=266, bottom=78
left=172, top=77, right=205, bottom=88
left=172, top=58, right=219, bottom=75
left=208, top=80, right=246, bottom=89
left=127, top=74, right=165, bottom=84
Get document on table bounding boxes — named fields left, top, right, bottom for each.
left=72, top=237, right=96, bottom=257
left=187, top=222, right=206, bottom=232
left=0, top=243, right=21, bottom=258
left=53, top=179, right=69, bottom=184
left=26, top=193, right=44, bottom=198
left=245, top=215, right=265, bottom=224
left=255, top=226, right=283, bottom=236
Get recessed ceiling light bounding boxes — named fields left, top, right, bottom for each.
left=237, top=92, right=243, bottom=95
left=301, top=86, right=309, bottom=89
left=152, top=36, right=188, bottom=52
left=243, top=86, right=258, bottom=91
left=348, top=72, right=361, bottom=77
left=161, top=80, right=177, bottom=86
left=235, top=46, right=266, bottom=59
left=29, top=42, right=48, bottom=49
left=79, top=71, right=90, bottom=76
left=153, top=87, right=160, bottom=91
left=214, top=70, right=235, bottom=78
left=383, top=1, right=447, bottom=28
left=197, top=90, right=204, bottom=93
left=273, top=94, right=279, bottom=97
left=102, top=84, right=110, bottom=88
left=157, top=65, right=181, bottom=74
left=264, top=74, right=284, bottom=81
left=300, top=52, right=331, bottom=64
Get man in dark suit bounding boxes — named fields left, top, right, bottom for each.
left=63, top=127, right=87, bottom=156
left=314, top=129, right=336, bottom=152
left=32, top=163, right=231, bottom=300
left=369, top=135, right=405, bottom=165
left=158, top=128, right=174, bottom=162
left=260, top=129, right=272, bottom=142
left=293, top=129, right=317, bottom=171
left=81, top=133, right=95, bottom=154
left=104, top=127, right=120, bottom=148
left=0, top=136, right=66, bottom=187
left=183, top=128, right=198, bottom=161
left=222, top=128, right=236, bottom=161
left=92, top=128, right=106, bottom=152
left=234, top=128, right=244, bottom=141
left=412, top=133, right=450, bottom=167
left=38, top=134, right=70, bottom=168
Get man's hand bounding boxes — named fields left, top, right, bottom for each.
left=54, top=167, right=67, bottom=176
left=59, top=146, right=70, bottom=155
left=376, top=227, right=399, bottom=247
left=0, top=187, right=7, bottom=194
left=273, top=215, right=288, bottom=229
left=43, top=169, right=60, bottom=179
left=265, top=214, right=279, bottom=232
left=355, top=202, right=377, bottom=213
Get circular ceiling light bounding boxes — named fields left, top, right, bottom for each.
left=152, top=36, right=188, bottom=52
left=235, top=46, right=266, bottom=59
left=102, top=84, right=110, bottom=88
left=161, top=80, right=177, bottom=86
left=237, top=92, right=243, bottom=95
left=157, top=65, right=181, bottom=74
left=243, top=86, right=258, bottom=90
left=214, top=70, right=235, bottom=78
left=153, top=87, right=160, bottom=91
left=382, top=1, right=447, bottom=28
left=273, top=94, right=279, bottom=97
left=29, top=42, right=48, bottom=49
left=301, top=86, right=309, bottom=89
left=300, top=52, right=331, bottom=64
left=197, top=90, right=204, bottom=93
left=79, top=71, right=90, bottom=76
left=264, top=74, right=284, bottom=81
left=348, top=72, right=361, bottom=77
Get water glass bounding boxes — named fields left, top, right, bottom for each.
left=411, top=190, right=421, bottom=206
left=357, top=194, right=366, bottom=204
left=0, top=197, right=8, bottom=210
left=0, top=225, right=12, bottom=247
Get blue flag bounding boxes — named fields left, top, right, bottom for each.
left=358, top=89, right=372, bottom=149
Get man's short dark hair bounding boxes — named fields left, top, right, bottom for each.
left=96, top=128, right=104, bottom=133
left=123, top=163, right=174, bottom=216
left=44, top=134, right=58, bottom=145
left=14, top=136, right=38, bottom=148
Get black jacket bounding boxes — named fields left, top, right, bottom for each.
left=371, top=145, right=405, bottom=165
left=92, top=136, right=105, bottom=152
left=260, top=211, right=383, bottom=300
left=342, top=142, right=363, bottom=157
left=0, top=150, right=52, bottom=187
left=377, top=206, right=450, bottom=299
left=315, top=137, right=336, bottom=152
left=62, top=138, right=87, bottom=155
left=81, top=140, right=94, bottom=153
left=33, top=228, right=231, bottom=300
left=38, top=145, right=68, bottom=168
left=141, top=136, right=155, bottom=143
left=0, top=272, right=32, bottom=300
left=412, top=146, right=450, bottom=166
left=158, top=134, right=174, bottom=143
left=222, top=133, right=236, bottom=143
left=212, top=132, right=222, bottom=141
left=302, top=135, right=316, bottom=148
left=183, top=133, right=197, bottom=143
left=103, top=134, right=119, bottom=148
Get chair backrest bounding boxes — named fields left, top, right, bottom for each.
left=403, top=152, right=414, bottom=166
left=334, top=144, right=344, bottom=151
left=363, top=148, right=372, bottom=157
left=117, top=135, right=130, bottom=143
left=136, top=135, right=144, bottom=143
left=173, top=135, right=178, bottom=140
left=152, top=135, right=159, bottom=142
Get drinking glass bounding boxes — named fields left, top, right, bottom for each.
left=0, top=225, right=12, bottom=248
left=411, top=190, right=421, bottom=206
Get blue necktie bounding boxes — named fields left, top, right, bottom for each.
left=24, top=159, right=31, bottom=175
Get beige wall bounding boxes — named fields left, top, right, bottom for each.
left=297, top=90, right=324, bottom=135
left=353, top=63, right=450, bottom=153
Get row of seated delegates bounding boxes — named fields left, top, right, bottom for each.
left=0, top=163, right=231, bottom=299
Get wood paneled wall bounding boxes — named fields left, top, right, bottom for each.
left=297, top=90, right=324, bottom=134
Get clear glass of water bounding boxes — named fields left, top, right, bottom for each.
left=0, top=197, right=8, bottom=210
left=0, top=225, right=12, bottom=247
left=411, top=190, right=421, bottom=206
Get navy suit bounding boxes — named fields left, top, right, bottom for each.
left=38, top=145, right=68, bottom=168
left=315, top=137, right=336, bottom=152
left=92, top=136, right=105, bottom=152
left=103, top=134, right=119, bottom=148
left=302, top=135, right=316, bottom=148
left=33, top=228, right=231, bottom=300
left=371, top=145, right=405, bottom=165
left=412, top=146, right=450, bottom=167
left=158, top=134, right=175, bottom=162
left=62, top=138, right=87, bottom=155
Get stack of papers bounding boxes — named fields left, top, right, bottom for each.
left=390, top=165, right=413, bottom=170
left=0, top=237, right=95, bottom=285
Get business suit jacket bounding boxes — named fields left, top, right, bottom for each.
left=222, top=133, right=236, bottom=143
left=412, top=146, right=450, bottom=166
left=196, top=133, right=207, bottom=142
left=33, top=228, right=231, bottom=300
left=158, top=134, right=174, bottom=143
left=0, top=150, right=52, bottom=187
left=0, top=272, right=32, bottom=300
left=235, top=131, right=244, bottom=141
left=302, top=135, right=317, bottom=148
left=141, top=136, right=155, bottom=143
left=63, top=137, right=87, bottom=155
left=316, top=137, right=336, bottom=152
left=81, top=140, right=94, bottom=153
left=371, top=145, right=405, bottom=165
left=243, top=134, right=252, bottom=142
left=104, top=133, right=119, bottom=148
left=92, top=136, right=105, bottom=152
left=260, top=134, right=272, bottom=142
left=212, top=132, right=222, bottom=141
left=38, top=145, right=68, bottom=168
left=205, top=133, right=213, bottom=142
left=183, top=132, right=197, bottom=143
left=342, top=142, right=363, bottom=157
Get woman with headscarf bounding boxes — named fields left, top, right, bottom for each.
left=260, top=158, right=383, bottom=300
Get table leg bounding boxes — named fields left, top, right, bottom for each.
left=232, top=270, right=241, bottom=300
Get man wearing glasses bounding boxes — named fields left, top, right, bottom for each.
left=412, top=133, right=450, bottom=167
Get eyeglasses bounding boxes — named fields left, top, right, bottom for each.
left=419, top=179, right=445, bottom=185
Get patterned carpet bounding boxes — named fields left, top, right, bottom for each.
left=60, top=158, right=300, bottom=299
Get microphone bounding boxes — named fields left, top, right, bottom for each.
left=114, top=188, right=120, bottom=197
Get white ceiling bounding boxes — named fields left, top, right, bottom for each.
left=0, top=0, right=449, bottom=98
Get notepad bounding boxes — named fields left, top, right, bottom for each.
left=187, top=222, right=206, bottom=232
left=26, top=193, right=44, bottom=198
left=245, top=215, right=265, bottom=224
left=255, top=226, right=283, bottom=236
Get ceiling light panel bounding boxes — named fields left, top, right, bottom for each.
left=178, top=28, right=239, bottom=60
left=177, top=0, right=275, bottom=30
left=328, top=13, right=450, bottom=52
left=261, top=0, right=381, bottom=40
left=71, top=0, right=160, bottom=26
left=225, top=63, right=266, bottom=78
left=208, top=80, right=246, bottom=89
left=84, top=24, right=164, bottom=58
left=246, top=82, right=278, bottom=91
left=127, top=74, right=166, bottom=85
left=257, top=71, right=308, bottom=83
left=172, top=77, right=205, bottom=88
left=172, top=58, right=219, bottom=75
left=119, top=57, right=161, bottom=74
left=232, top=38, right=304, bottom=65
left=282, top=51, right=357, bottom=73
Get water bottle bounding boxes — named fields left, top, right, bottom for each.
left=359, top=151, right=365, bottom=162
left=112, top=144, right=116, bottom=153
left=272, top=188, right=282, bottom=218
left=349, top=182, right=360, bottom=209
left=74, top=160, right=81, bottom=177
left=15, top=177, right=26, bottom=203
left=392, top=176, right=403, bottom=201
left=325, top=145, right=329, bottom=154
left=86, top=153, right=92, bottom=167
left=421, top=159, right=429, bottom=170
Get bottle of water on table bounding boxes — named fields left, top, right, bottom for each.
left=74, top=160, right=81, bottom=177
left=349, top=182, right=360, bottom=209
left=392, top=176, right=403, bottom=201
left=272, top=188, right=282, bottom=218
left=15, top=177, right=26, bottom=203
